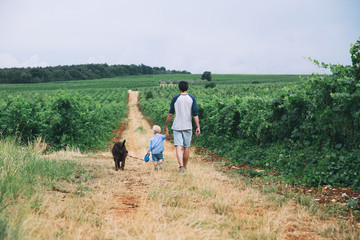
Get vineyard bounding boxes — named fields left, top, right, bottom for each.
left=1, top=68, right=359, bottom=187
left=0, top=89, right=127, bottom=151
left=0, top=74, right=193, bottom=151
left=140, top=65, right=360, bottom=189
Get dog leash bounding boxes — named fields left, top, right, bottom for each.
left=127, top=154, right=144, bottom=161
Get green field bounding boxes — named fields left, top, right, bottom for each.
left=0, top=73, right=303, bottom=150
left=0, top=74, right=305, bottom=94
left=1, top=72, right=359, bottom=190
left=138, top=72, right=360, bottom=190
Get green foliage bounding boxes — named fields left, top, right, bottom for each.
left=350, top=38, right=360, bottom=80
left=210, top=74, right=306, bottom=85
left=201, top=71, right=212, bottom=81
left=347, top=199, right=358, bottom=208
left=0, top=90, right=127, bottom=151
left=0, top=64, right=190, bottom=84
left=145, top=91, right=154, bottom=100
left=205, top=82, right=216, bottom=88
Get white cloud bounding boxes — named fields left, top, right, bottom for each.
left=86, top=55, right=108, bottom=65
left=0, top=53, right=19, bottom=68
left=0, top=53, right=48, bottom=68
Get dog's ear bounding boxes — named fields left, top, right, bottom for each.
left=122, top=140, right=126, bottom=147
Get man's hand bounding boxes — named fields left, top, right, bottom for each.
left=164, top=126, right=169, bottom=139
left=164, top=113, right=173, bottom=139
left=196, top=127, right=201, bottom=137
left=194, top=116, right=200, bottom=137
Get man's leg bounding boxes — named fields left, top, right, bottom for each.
left=182, top=129, right=192, bottom=169
left=176, top=146, right=184, bottom=167
left=183, top=147, right=190, bottom=169
left=174, top=130, right=184, bottom=168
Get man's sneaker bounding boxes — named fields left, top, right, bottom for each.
left=178, top=166, right=184, bottom=173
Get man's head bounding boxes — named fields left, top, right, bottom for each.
left=178, top=81, right=188, bottom=92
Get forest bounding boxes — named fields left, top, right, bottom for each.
left=0, top=63, right=190, bottom=84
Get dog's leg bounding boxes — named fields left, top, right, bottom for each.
left=117, top=159, right=121, bottom=171
left=114, top=157, right=119, bottom=171
left=120, top=159, right=125, bottom=171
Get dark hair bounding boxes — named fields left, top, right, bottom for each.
left=178, top=81, right=188, bottom=92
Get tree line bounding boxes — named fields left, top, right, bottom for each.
left=0, top=63, right=190, bottom=84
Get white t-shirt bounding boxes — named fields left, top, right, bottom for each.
left=169, top=94, right=198, bottom=131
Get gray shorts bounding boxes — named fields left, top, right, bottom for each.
left=173, top=129, right=192, bottom=148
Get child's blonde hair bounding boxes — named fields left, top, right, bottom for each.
left=152, top=125, right=161, bottom=134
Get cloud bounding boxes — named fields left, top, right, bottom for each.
left=0, top=53, right=48, bottom=68
left=86, top=55, right=108, bottom=65
left=0, top=53, right=19, bottom=68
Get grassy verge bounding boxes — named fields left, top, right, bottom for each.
left=194, top=148, right=360, bottom=236
left=0, top=138, right=93, bottom=240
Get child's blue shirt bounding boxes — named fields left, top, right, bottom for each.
left=148, top=134, right=166, bottom=154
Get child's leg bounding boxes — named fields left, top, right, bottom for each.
left=153, top=162, right=158, bottom=170
left=159, top=152, right=164, bottom=164
left=159, top=159, right=164, bottom=169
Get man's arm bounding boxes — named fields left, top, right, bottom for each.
left=164, top=113, right=173, bottom=138
left=193, top=116, right=200, bottom=136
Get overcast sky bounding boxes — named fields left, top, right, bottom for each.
left=0, top=0, right=359, bottom=74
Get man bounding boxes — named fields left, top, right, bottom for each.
left=164, top=81, right=200, bottom=173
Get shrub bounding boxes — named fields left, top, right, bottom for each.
left=201, top=71, right=212, bottom=81
left=205, top=82, right=216, bottom=88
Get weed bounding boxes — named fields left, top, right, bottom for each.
left=0, top=138, right=87, bottom=238
left=212, top=200, right=232, bottom=215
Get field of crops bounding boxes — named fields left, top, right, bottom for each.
left=1, top=71, right=359, bottom=189
left=139, top=70, right=360, bottom=190
left=0, top=74, right=303, bottom=150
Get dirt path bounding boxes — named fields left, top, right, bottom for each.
left=26, top=91, right=358, bottom=239
left=108, top=90, right=181, bottom=218
left=125, top=90, right=178, bottom=164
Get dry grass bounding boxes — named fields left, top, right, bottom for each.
left=13, top=151, right=358, bottom=240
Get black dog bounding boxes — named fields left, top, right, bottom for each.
left=112, top=140, right=128, bottom=171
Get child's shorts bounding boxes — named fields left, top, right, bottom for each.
left=152, top=152, right=164, bottom=162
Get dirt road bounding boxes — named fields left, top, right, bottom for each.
left=125, top=90, right=177, bottom=167
left=26, top=90, right=358, bottom=239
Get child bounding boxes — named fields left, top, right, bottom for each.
left=147, top=125, right=166, bottom=170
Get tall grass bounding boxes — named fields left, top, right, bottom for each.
left=0, top=138, right=83, bottom=240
